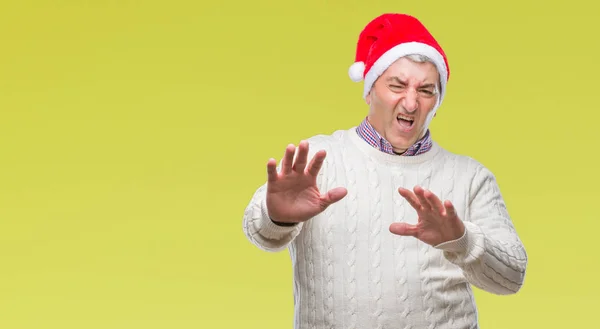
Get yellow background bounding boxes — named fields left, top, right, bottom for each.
left=0, top=0, right=598, bottom=328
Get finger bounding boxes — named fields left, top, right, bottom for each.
left=398, top=187, right=422, bottom=210
left=389, top=222, right=418, bottom=237
left=423, top=189, right=445, bottom=215
left=306, top=149, right=327, bottom=177
left=444, top=200, right=457, bottom=218
left=413, top=186, right=431, bottom=210
left=319, top=187, right=348, bottom=208
left=281, top=144, right=296, bottom=174
left=292, top=140, right=309, bottom=173
left=266, top=158, right=278, bottom=182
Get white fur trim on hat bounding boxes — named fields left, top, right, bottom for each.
left=362, top=42, right=447, bottom=99
left=348, top=61, right=365, bottom=82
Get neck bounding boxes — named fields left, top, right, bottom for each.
left=348, top=127, right=440, bottom=165
left=366, top=116, right=428, bottom=152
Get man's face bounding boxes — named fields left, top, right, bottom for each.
left=365, top=57, right=440, bottom=154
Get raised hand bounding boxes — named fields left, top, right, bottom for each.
left=265, top=140, right=347, bottom=224
left=390, top=186, right=465, bottom=246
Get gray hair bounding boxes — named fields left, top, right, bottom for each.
left=404, top=54, right=431, bottom=63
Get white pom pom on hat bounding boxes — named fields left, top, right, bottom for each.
left=348, top=61, right=365, bottom=82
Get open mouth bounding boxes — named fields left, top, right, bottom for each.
left=396, top=114, right=415, bottom=131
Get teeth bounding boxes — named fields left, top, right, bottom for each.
left=397, top=114, right=414, bottom=121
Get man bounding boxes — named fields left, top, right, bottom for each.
left=242, top=13, right=527, bottom=329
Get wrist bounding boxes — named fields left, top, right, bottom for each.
left=258, top=198, right=300, bottom=236
left=265, top=199, right=298, bottom=227
left=434, top=221, right=471, bottom=254
left=270, top=218, right=298, bottom=226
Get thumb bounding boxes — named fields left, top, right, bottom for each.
left=389, top=223, right=418, bottom=237
left=320, top=187, right=347, bottom=208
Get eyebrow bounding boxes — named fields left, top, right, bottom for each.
left=386, top=77, right=405, bottom=84
left=386, top=77, right=435, bottom=88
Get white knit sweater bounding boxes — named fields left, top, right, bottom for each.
left=242, top=127, right=527, bottom=329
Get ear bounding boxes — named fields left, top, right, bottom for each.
left=365, top=88, right=374, bottom=105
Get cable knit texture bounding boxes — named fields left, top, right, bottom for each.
left=242, top=127, right=528, bottom=329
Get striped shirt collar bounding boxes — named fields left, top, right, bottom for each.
left=355, top=116, right=432, bottom=156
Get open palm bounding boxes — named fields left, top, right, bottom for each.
left=265, top=140, right=347, bottom=224
left=390, top=186, right=465, bottom=246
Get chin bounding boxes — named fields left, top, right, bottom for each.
left=384, top=121, right=423, bottom=149
left=390, top=131, right=422, bottom=148
left=389, top=137, right=412, bottom=151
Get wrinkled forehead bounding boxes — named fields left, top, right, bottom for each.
left=382, top=57, right=441, bottom=84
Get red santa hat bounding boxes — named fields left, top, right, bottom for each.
left=349, top=13, right=450, bottom=129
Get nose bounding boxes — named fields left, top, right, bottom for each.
left=402, top=89, right=419, bottom=113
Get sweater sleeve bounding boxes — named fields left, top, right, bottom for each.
left=433, top=165, right=528, bottom=295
